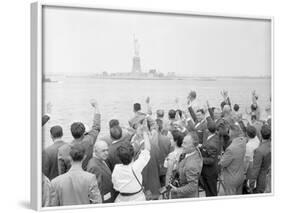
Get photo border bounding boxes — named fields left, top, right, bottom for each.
left=31, top=1, right=274, bottom=211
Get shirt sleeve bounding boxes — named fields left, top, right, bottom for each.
left=132, top=149, right=150, bottom=173
left=89, top=175, right=102, bottom=204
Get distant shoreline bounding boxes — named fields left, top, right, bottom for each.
left=44, top=75, right=271, bottom=81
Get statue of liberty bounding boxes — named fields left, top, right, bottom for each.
left=132, top=36, right=142, bottom=73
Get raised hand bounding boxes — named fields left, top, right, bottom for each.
left=145, top=96, right=150, bottom=104
left=206, top=100, right=210, bottom=109
left=175, top=97, right=179, bottom=104
left=221, top=90, right=228, bottom=100
left=46, top=102, right=52, bottom=114
left=90, top=99, right=98, bottom=108
left=187, top=96, right=191, bottom=106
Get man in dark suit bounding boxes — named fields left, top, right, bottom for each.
left=99, top=119, right=134, bottom=146
left=57, top=99, right=101, bottom=174
left=155, top=118, right=172, bottom=187
left=106, top=125, right=131, bottom=171
left=200, top=120, right=221, bottom=196
left=249, top=125, right=271, bottom=193
left=87, top=140, right=118, bottom=203
left=42, top=125, right=66, bottom=180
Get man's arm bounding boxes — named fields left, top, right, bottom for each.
left=57, top=145, right=71, bottom=175
left=206, top=101, right=215, bottom=120
left=87, top=100, right=101, bottom=143
left=89, top=175, right=102, bottom=204
left=219, top=148, right=233, bottom=168
left=145, top=96, right=152, bottom=116
left=87, top=165, right=104, bottom=201
left=42, top=151, right=50, bottom=178
left=49, top=181, right=60, bottom=207
left=249, top=149, right=263, bottom=180
left=172, top=166, right=200, bottom=196
left=203, top=146, right=218, bottom=166
left=188, top=106, right=198, bottom=124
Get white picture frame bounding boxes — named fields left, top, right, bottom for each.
left=31, top=1, right=274, bottom=211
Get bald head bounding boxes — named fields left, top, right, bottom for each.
left=94, top=140, right=109, bottom=161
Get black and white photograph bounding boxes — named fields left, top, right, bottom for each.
left=31, top=2, right=272, bottom=210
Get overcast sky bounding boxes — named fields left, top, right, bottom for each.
left=43, top=6, right=271, bottom=77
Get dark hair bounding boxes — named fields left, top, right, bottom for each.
left=187, top=131, right=200, bottom=147
left=171, top=130, right=184, bottom=147
left=156, top=109, right=164, bottom=118
left=50, top=125, right=63, bottom=139
left=251, top=115, right=257, bottom=121
left=117, top=143, right=134, bottom=165
left=156, top=118, right=163, bottom=132
left=251, top=104, right=258, bottom=111
left=196, top=109, right=205, bottom=115
left=190, top=91, right=196, bottom=99
left=246, top=125, right=257, bottom=139
left=109, top=119, right=119, bottom=128
left=70, top=144, right=85, bottom=162
left=207, top=121, right=216, bottom=134
left=233, top=104, right=239, bottom=112
left=176, top=109, right=182, bottom=118
left=133, top=103, right=141, bottom=112
left=261, top=125, right=271, bottom=140
left=110, top=125, right=122, bottom=140
left=168, top=109, right=176, bottom=119
left=71, top=122, right=85, bottom=139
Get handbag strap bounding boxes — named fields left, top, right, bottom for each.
left=131, top=166, right=143, bottom=189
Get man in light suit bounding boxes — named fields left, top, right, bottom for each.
left=170, top=132, right=203, bottom=199
left=57, top=99, right=101, bottom=174
left=51, top=144, right=102, bottom=206
left=42, top=125, right=66, bottom=180
left=219, top=124, right=246, bottom=195
left=87, top=140, right=118, bottom=203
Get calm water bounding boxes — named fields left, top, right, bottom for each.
left=42, top=77, right=271, bottom=148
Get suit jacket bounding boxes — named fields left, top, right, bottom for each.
left=42, top=174, right=55, bottom=207
left=172, top=149, right=203, bottom=198
left=106, top=137, right=131, bottom=172
left=142, top=134, right=162, bottom=199
left=99, top=129, right=134, bottom=146
left=157, top=133, right=172, bottom=176
left=57, top=113, right=101, bottom=174
left=50, top=166, right=102, bottom=206
left=42, top=140, right=66, bottom=180
left=201, top=134, right=221, bottom=177
left=187, top=106, right=208, bottom=144
left=219, top=136, right=246, bottom=187
left=249, top=139, right=271, bottom=193
left=87, top=157, right=117, bottom=203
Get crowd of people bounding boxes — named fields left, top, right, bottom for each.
left=41, top=89, right=272, bottom=207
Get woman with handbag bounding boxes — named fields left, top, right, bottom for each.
left=112, top=121, right=151, bottom=202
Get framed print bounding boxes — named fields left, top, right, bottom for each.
left=31, top=1, right=274, bottom=211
